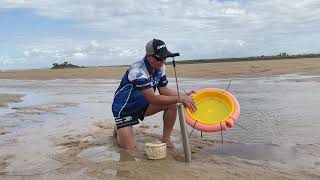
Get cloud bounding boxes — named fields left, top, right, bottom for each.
left=23, top=51, right=30, bottom=57
left=72, top=52, right=87, bottom=59
left=90, top=40, right=100, bottom=48
left=0, top=56, right=10, bottom=66
left=222, top=8, right=246, bottom=15
left=0, top=55, right=27, bottom=70
left=7, top=37, right=145, bottom=68
left=237, top=40, right=247, bottom=47
left=1, top=0, right=320, bottom=69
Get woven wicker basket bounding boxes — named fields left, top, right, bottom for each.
left=145, top=143, right=167, bottom=160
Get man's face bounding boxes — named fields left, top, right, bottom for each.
left=150, top=55, right=166, bottom=69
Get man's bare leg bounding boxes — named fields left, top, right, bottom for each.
left=115, top=126, right=136, bottom=149
left=144, top=104, right=177, bottom=148
left=162, top=104, right=177, bottom=148
left=113, top=103, right=177, bottom=149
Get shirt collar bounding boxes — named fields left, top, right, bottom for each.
left=144, top=56, right=159, bottom=75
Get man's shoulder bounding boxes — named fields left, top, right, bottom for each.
left=127, top=59, right=149, bottom=81
left=130, top=59, right=145, bottom=70
left=128, top=68, right=148, bottom=80
left=129, top=59, right=148, bottom=74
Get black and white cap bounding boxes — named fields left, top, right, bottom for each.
left=146, top=39, right=174, bottom=60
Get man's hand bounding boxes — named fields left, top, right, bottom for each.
left=181, top=95, right=197, bottom=112
left=186, top=90, right=196, bottom=96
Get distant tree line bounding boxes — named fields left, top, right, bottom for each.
left=258, top=52, right=320, bottom=58
left=51, top=62, right=86, bottom=69
left=166, top=53, right=320, bottom=65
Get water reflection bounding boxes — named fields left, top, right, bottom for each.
left=208, top=143, right=288, bottom=162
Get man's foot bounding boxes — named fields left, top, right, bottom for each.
left=162, top=140, right=175, bottom=149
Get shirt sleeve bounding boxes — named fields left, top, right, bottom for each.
left=128, top=68, right=151, bottom=90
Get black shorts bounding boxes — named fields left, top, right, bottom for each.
left=114, top=105, right=148, bottom=129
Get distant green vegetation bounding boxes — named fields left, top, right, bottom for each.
left=97, top=53, right=320, bottom=68
left=166, top=53, right=320, bottom=65
left=51, top=62, right=86, bottom=69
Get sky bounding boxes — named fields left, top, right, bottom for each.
left=0, top=0, right=319, bottom=70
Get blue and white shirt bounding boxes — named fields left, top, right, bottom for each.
left=112, top=57, right=168, bottom=118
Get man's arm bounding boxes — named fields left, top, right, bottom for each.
left=158, top=86, right=196, bottom=98
left=158, top=86, right=179, bottom=96
left=141, top=88, right=179, bottom=105
left=143, top=86, right=197, bottom=112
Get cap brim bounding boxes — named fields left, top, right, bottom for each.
left=159, top=50, right=174, bottom=59
left=165, top=51, right=175, bottom=58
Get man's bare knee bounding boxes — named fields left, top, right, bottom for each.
left=116, top=127, right=136, bottom=149
left=166, top=104, right=177, bottom=111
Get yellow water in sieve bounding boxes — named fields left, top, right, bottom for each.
left=186, top=89, right=235, bottom=125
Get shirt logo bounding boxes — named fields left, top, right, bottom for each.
left=152, top=80, right=159, bottom=86
left=157, top=44, right=166, bottom=50
left=115, top=116, right=132, bottom=123
left=136, top=82, right=151, bottom=88
left=136, top=71, right=143, bottom=78
left=123, top=116, right=132, bottom=122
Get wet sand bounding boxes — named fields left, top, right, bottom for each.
left=0, top=94, right=24, bottom=107
left=0, top=58, right=320, bottom=179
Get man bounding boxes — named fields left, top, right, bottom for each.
left=112, top=39, right=196, bottom=149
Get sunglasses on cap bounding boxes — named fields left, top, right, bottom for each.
left=152, top=54, right=166, bottom=61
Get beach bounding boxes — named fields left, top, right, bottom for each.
left=0, top=58, right=320, bottom=80
left=0, top=57, right=320, bottom=180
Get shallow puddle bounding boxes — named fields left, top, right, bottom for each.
left=79, top=145, right=120, bottom=162
left=208, top=143, right=294, bottom=163
left=79, top=145, right=137, bottom=162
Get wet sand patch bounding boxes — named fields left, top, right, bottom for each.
left=0, top=130, right=8, bottom=136
left=0, top=94, right=24, bottom=107
left=42, top=121, right=304, bottom=179
left=9, top=102, right=79, bottom=115
left=0, top=124, right=16, bottom=138
left=0, top=155, right=15, bottom=175
left=0, top=119, right=315, bottom=179
left=208, top=143, right=290, bottom=163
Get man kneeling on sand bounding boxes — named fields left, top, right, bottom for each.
left=112, top=39, right=196, bottom=149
